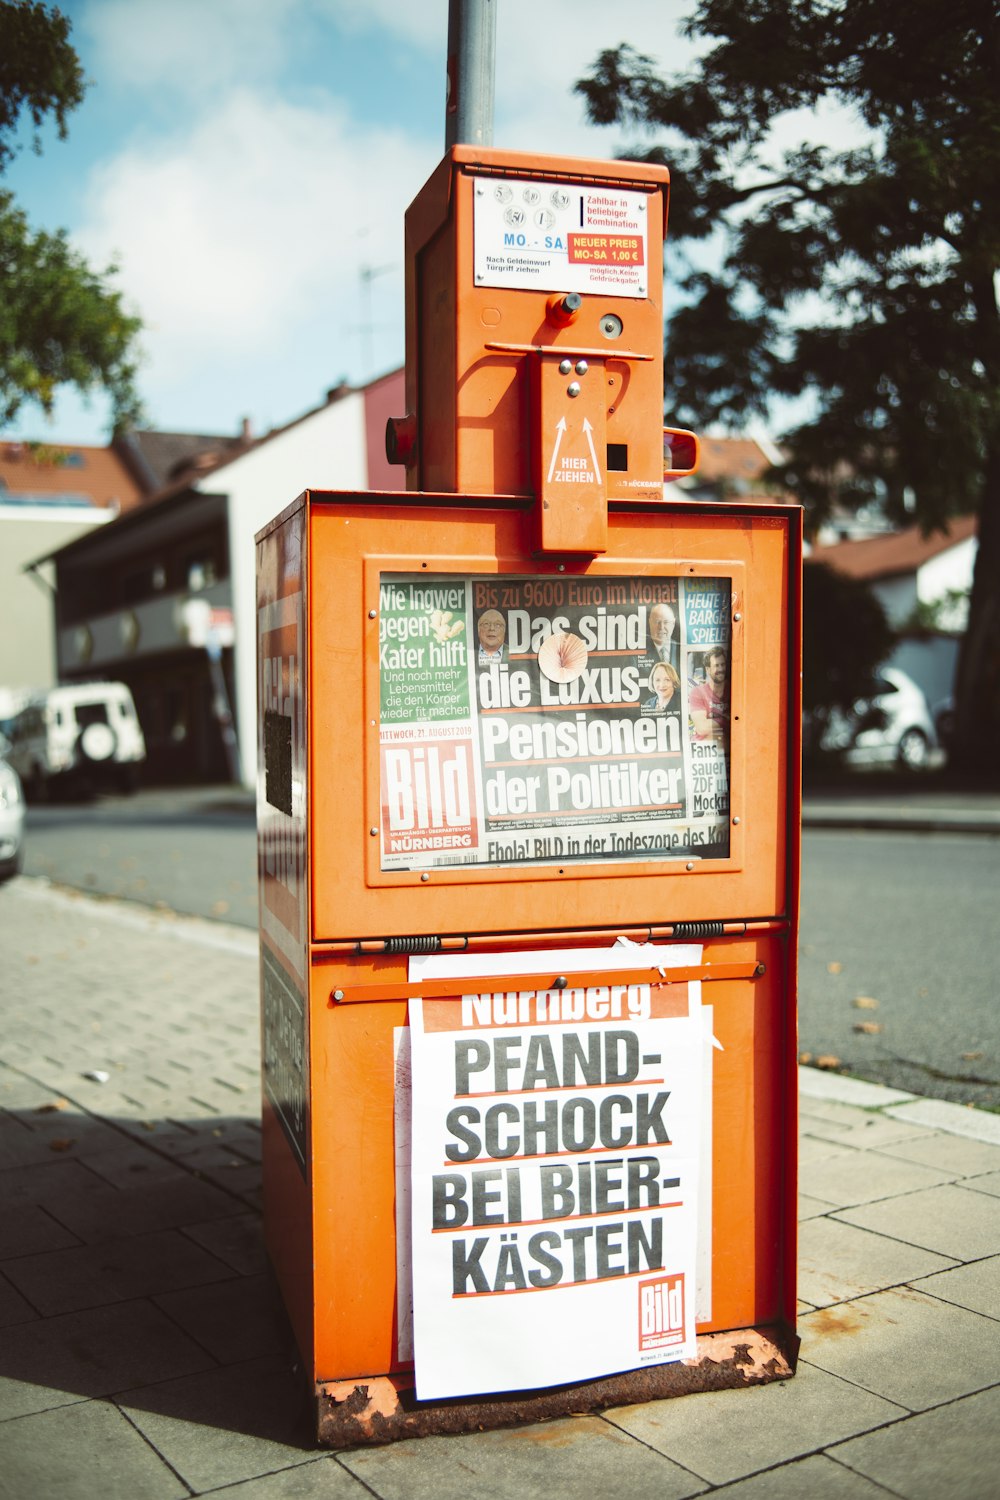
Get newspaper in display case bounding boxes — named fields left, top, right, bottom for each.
left=378, top=573, right=732, bottom=872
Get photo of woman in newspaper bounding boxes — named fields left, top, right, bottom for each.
left=642, top=661, right=682, bottom=715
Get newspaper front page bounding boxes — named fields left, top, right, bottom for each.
left=379, top=573, right=732, bottom=871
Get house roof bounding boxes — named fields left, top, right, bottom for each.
left=27, top=369, right=407, bottom=569
left=0, top=440, right=143, bottom=512
left=810, top=515, right=977, bottom=581
left=693, top=436, right=780, bottom=484
left=114, top=428, right=247, bottom=492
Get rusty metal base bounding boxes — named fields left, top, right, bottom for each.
left=315, top=1324, right=798, bottom=1449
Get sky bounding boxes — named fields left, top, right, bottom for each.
left=5, top=0, right=708, bottom=446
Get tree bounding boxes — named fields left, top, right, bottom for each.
left=0, top=1, right=142, bottom=431
left=576, top=1, right=1000, bottom=774
left=801, top=561, right=894, bottom=760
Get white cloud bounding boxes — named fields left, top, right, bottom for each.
left=25, top=0, right=865, bottom=445
left=81, top=0, right=314, bottom=98
left=75, top=87, right=433, bottom=424
left=329, top=0, right=447, bottom=51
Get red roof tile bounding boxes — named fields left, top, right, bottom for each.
left=811, top=516, right=977, bottom=580
left=0, top=441, right=143, bottom=512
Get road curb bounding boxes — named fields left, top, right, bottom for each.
left=803, top=811, right=1000, bottom=835
left=12, top=875, right=258, bottom=956
left=799, top=1063, right=1000, bottom=1143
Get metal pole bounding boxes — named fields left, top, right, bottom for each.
left=445, top=0, right=496, bottom=149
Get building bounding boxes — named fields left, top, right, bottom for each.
left=810, top=515, right=978, bottom=716
left=810, top=516, right=977, bottom=632
left=40, top=371, right=404, bottom=785
left=676, top=435, right=789, bottom=504
left=0, top=440, right=145, bottom=720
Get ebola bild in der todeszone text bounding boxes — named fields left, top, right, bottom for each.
left=378, top=572, right=732, bottom=872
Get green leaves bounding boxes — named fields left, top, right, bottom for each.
left=0, top=1, right=85, bottom=171
left=0, top=3, right=143, bottom=432
left=576, top=2, right=999, bottom=532
left=0, top=190, right=142, bottom=431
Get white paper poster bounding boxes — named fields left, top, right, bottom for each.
left=407, top=966, right=704, bottom=1399
left=472, top=176, right=650, bottom=298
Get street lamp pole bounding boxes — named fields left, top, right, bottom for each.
left=445, top=0, right=496, bottom=149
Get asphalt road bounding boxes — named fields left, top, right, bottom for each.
left=798, top=827, right=1000, bottom=1110
left=20, top=788, right=260, bottom=930
left=16, top=789, right=1000, bottom=1111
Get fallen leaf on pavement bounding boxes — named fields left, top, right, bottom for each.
left=961, top=1051, right=984, bottom=1061
left=798, top=1051, right=813, bottom=1064
left=35, top=1099, right=70, bottom=1113
left=816, top=1054, right=841, bottom=1069
left=49, top=1138, right=75, bottom=1152
left=827, top=961, right=842, bottom=974
left=853, top=996, right=879, bottom=1010
left=853, top=1021, right=883, bottom=1034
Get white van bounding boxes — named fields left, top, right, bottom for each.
left=6, top=682, right=146, bottom=798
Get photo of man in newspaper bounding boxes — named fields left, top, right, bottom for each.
left=647, top=602, right=679, bottom=669
left=477, top=609, right=507, bottom=663
left=689, top=648, right=729, bottom=745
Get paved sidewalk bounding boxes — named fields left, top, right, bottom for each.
left=2, top=877, right=999, bottom=1499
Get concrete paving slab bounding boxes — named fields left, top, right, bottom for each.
left=0, top=1269, right=39, bottom=1327
left=799, top=1136, right=864, bottom=1166
left=799, top=1115, right=933, bottom=1151
left=0, top=1397, right=187, bottom=1500
left=3, top=1226, right=234, bottom=1316
left=833, top=1182, right=1000, bottom=1261
left=805, top=1151, right=952, bottom=1211
left=341, top=1415, right=708, bottom=1500
left=0, top=1156, right=113, bottom=1210
left=0, top=1066, right=67, bottom=1110
left=703, top=1452, right=897, bottom=1500
left=963, top=1170, right=1000, bottom=1198
left=872, top=1132, right=1000, bottom=1178
left=910, top=1253, right=1000, bottom=1321
left=181, top=1211, right=268, bottom=1275
left=603, top=1362, right=903, bottom=1486
left=201, top=1457, right=372, bottom=1498
left=78, top=1141, right=198, bottom=1188
left=37, top=1168, right=245, bottom=1243
left=0, top=1202, right=82, bottom=1259
left=799, top=1192, right=837, bottom=1220
left=154, top=1273, right=291, bottom=1364
left=118, top=1355, right=322, bottom=1494
left=0, top=1110, right=91, bottom=1171
left=800, top=1286, right=1000, bottom=1410
left=0, top=1295, right=214, bottom=1420
left=798, top=1216, right=955, bottom=1307
left=829, top=1384, right=1000, bottom=1500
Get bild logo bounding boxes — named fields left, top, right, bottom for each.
left=638, top=1273, right=686, bottom=1353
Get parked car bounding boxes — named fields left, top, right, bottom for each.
left=5, top=682, right=146, bottom=799
left=818, top=666, right=938, bottom=770
left=0, top=751, right=25, bottom=879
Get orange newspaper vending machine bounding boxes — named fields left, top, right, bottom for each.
left=257, top=147, right=801, bottom=1448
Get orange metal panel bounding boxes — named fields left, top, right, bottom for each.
left=308, top=955, right=408, bottom=1378
left=531, top=350, right=608, bottom=554
left=304, top=930, right=795, bottom=1380
left=401, top=148, right=668, bottom=501
left=306, top=492, right=798, bottom=944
